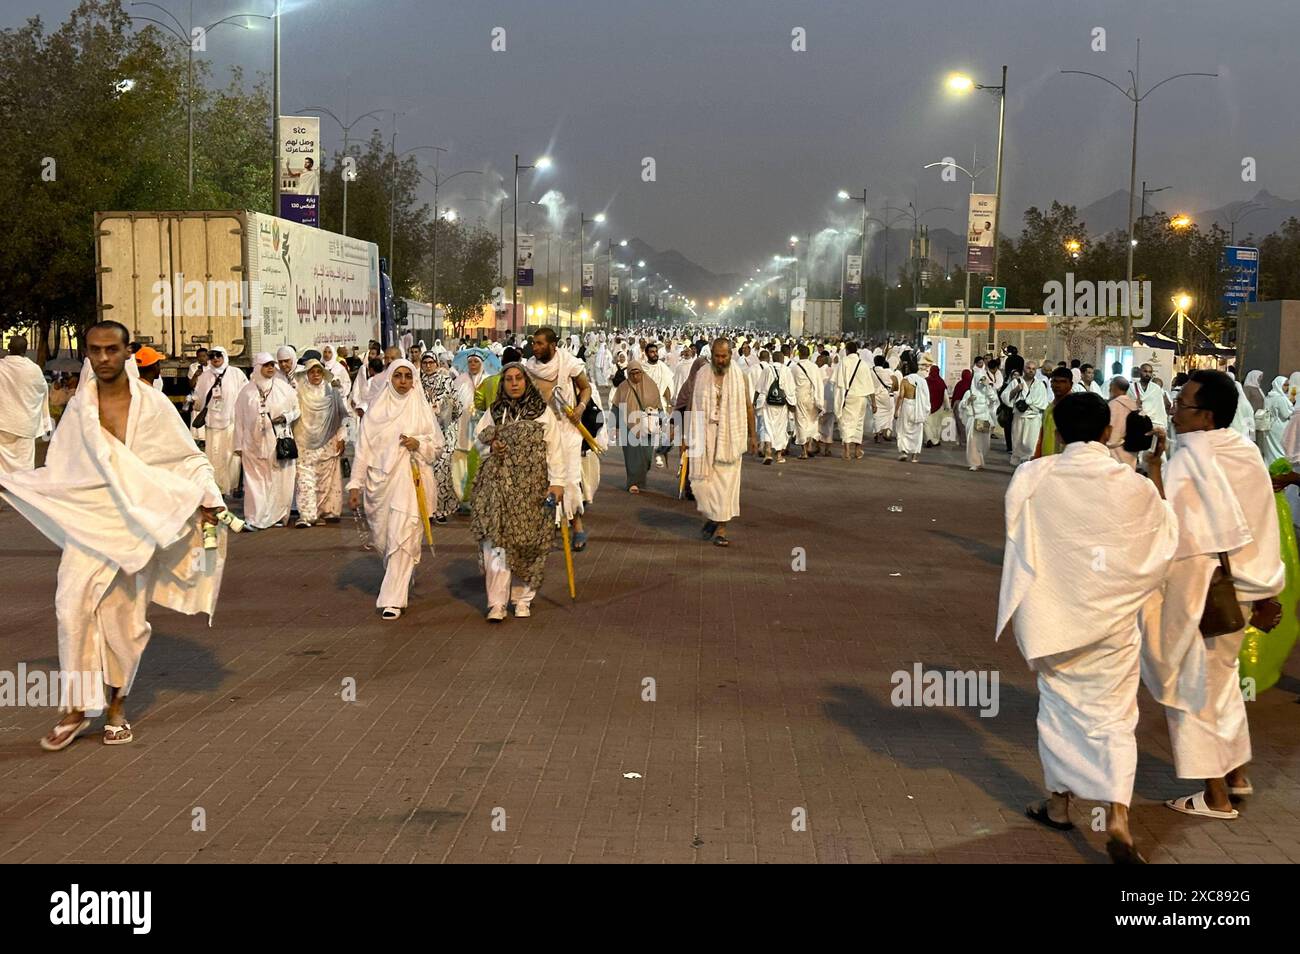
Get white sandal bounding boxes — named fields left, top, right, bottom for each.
left=40, top=717, right=90, bottom=752
left=102, top=722, right=134, bottom=746
left=381, top=607, right=402, bottom=620
left=1165, top=791, right=1238, bottom=819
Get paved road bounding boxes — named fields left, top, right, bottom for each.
left=2, top=437, right=1298, bottom=863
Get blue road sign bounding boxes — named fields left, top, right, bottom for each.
left=1222, top=246, right=1259, bottom=315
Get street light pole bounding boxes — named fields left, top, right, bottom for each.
left=128, top=3, right=266, bottom=199
left=1061, top=40, right=1216, bottom=343
left=272, top=0, right=280, bottom=215
left=298, top=104, right=388, bottom=235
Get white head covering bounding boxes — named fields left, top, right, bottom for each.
left=253, top=351, right=275, bottom=368
left=275, top=345, right=296, bottom=363
left=355, top=359, right=435, bottom=476
left=294, top=359, right=345, bottom=449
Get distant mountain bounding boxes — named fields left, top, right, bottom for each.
left=614, top=238, right=743, bottom=301
left=1194, top=190, right=1300, bottom=244
left=1061, top=188, right=1298, bottom=242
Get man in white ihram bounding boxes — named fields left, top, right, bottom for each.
left=997, top=392, right=1177, bottom=863
left=831, top=341, right=877, bottom=460
left=1141, top=369, right=1284, bottom=822
left=0, top=321, right=227, bottom=752
left=0, top=335, right=53, bottom=484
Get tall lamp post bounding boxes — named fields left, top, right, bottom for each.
left=837, top=189, right=868, bottom=335
left=127, top=1, right=270, bottom=198
left=417, top=163, right=482, bottom=311
left=946, top=67, right=1007, bottom=347
left=512, top=154, right=552, bottom=335
left=924, top=154, right=985, bottom=337
left=298, top=103, right=388, bottom=235
left=577, top=211, right=605, bottom=319
left=1061, top=40, right=1216, bottom=343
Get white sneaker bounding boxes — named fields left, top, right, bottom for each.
left=381, top=607, right=402, bottom=620
left=514, top=603, right=532, bottom=618
left=486, top=606, right=507, bottom=623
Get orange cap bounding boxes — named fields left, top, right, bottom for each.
left=134, top=346, right=165, bottom=367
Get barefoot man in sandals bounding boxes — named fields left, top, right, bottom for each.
left=0, top=321, right=228, bottom=752
left=686, top=339, right=757, bottom=547
left=997, top=393, right=1177, bottom=863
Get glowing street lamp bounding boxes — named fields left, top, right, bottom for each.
left=1170, top=213, right=1192, bottom=229
left=946, top=73, right=976, bottom=94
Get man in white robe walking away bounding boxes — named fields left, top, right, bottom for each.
left=687, top=339, right=757, bottom=547
left=1105, top=376, right=1139, bottom=469
left=997, top=393, right=1177, bottom=863
left=869, top=355, right=898, bottom=444
left=0, top=321, right=228, bottom=751
left=832, top=341, right=877, bottom=460
left=895, top=360, right=931, bottom=463
left=791, top=344, right=823, bottom=459
left=233, top=354, right=300, bottom=530
left=191, top=347, right=247, bottom=494
left=347, top=360, right=440, bottom=620
left=1003, top=362, right=1049, bottom=466
left=752, top=350, right=796, bottom=465
left=1141, top=369, right=1285, bottom=821
left=0, top=336, right=53, bottom=483
left=817, top=351, right=837, bottom=455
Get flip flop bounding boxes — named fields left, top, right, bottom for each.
left=713, top=536, right=730, bottom=547
left=571, top=531, right=588, bottom=552
left=1228, top=782, right=1254, bottom=797
left=39, top=717, right=90, bottom=752
left=1165, top=792, right=1238, bottom=820
left=1106, top=839, right=1148, bottom=865
left=1025, top=803, right=1074, bottom=831
left=102, top=722, right=133, bottom=746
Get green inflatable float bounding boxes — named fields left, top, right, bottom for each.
left=1239, top=458, right=1300, bottom=692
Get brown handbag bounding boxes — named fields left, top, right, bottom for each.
left=1199, top=552, right=1245, bottom=638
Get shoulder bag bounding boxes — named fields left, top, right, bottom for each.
left=1199, top=552, right=1244, bottom=638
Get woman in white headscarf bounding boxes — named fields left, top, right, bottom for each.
left=293, top=358, right=348, bottom=526
left=346, top=360, right=441, bottom=620
left=233, top=353, right=300, bottom=529
left=958, top=366, right=999, bottom=471
left=1260, top=374, right=1293, bottom=464
left=192, top=346, right=248, bottom=494
left=320, top=344, right=350, bottom=385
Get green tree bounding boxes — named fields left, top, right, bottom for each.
left=0, top=0, right=274, bottom=361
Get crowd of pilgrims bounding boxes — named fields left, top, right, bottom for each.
left=3, top=324, right=1297, bottom=838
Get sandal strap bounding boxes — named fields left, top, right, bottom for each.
left=104, top=722, right=131, bottom=732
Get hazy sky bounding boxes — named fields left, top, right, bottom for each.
left=9, top=0, right=1299, bottom=276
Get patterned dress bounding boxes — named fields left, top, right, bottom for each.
left=423, top=369, right=462, bottom=519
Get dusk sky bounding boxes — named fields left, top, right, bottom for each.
left=9, top=0, right=1298, bottom=274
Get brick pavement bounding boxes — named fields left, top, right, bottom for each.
left=1, top=438, right=1298, bottom=863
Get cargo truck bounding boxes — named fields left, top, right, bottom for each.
left=94, top=210, right=383, bottom=378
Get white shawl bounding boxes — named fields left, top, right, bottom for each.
left=686, top=360, right=747, bottom=479
left=997, top=441, right=1176, bottom=658
left=0, top=354, right=52, bottom=438
left=0, top=365, right=225, bottom=615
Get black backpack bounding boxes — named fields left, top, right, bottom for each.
left=765, top=368, right=788, bottom=406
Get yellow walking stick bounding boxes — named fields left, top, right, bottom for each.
left=550, top=393, right=603, bottom=454
left=677, top=449, right=688, bottom=499
left=410, top=453, right=434, bottom=549
left=556, top=504, right=576, bottom=600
